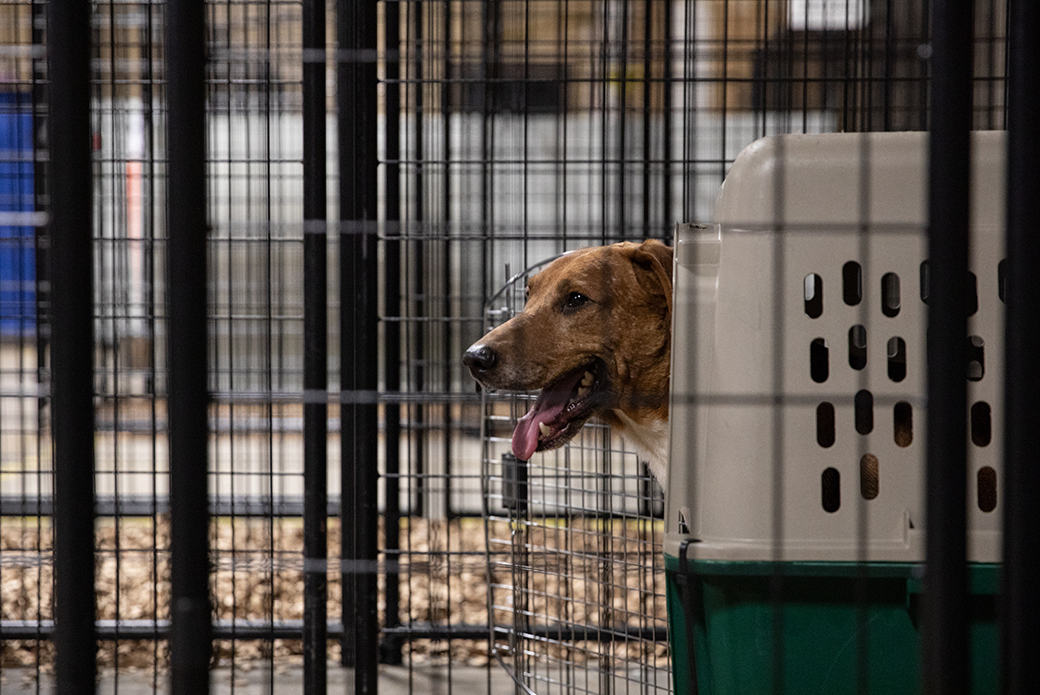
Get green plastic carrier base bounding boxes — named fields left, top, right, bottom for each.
left=665, top=554, right=999, bottom=695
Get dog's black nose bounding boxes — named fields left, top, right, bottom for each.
left=463, top=344, right=497, bottom=376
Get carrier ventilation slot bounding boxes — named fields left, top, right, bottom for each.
left=978, top=467, right=997, bottom=513
left=811, top=338, right=829, bottom=383
left=848, top=325, right=867, bottom=370
left=971, top=401, right=992, bottom=446
left=860, top=454, right=879, bottom=500
left=804, top=273, right=823, bottom=318
left=881, top=273, right=900, bottom=317
left=822, top=468, right=840, bottom=513
left=887, top=337, right=907, bottom=382
left=855, top=390, right=874, bottom=435
left=816, top=402, right=835, bottom=448
left=999, top=258, right=1007, bottom=302
left=843, top=261, right=862, bottom=305
left=894, top=401, right=913, bottom=447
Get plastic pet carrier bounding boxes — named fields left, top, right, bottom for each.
left=665, top=132, right=1005, bottom=694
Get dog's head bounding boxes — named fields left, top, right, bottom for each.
left=463, top=239, right=673, bottom=461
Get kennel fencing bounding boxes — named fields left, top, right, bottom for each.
left=0, top=0, right=1035, bottom=694
left=481, top=258, right=670, bottom=695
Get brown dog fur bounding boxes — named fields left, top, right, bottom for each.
left=463, top=240, right=673, bottom=482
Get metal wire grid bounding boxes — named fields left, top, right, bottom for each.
left=481, top=266, right=669, bottom=695
left=0, top=0, right=1020, bottom=693
left=0, top=0, right=52, bottom=682
left=380, top=2, right=681, bottom=684
left=0, top=0, right=312, bottom=685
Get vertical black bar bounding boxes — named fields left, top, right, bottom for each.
left=662, top=0, right=672, bottom=225
left=303, top=0, right=328, bottom=690
left=442, top=0, right=453, bottom=524
left=883, top=0, right=893, bottom=132
left=923, top=2, right=972, bottom=694
left=339, top=0, right=380, bottom=689
left=617, top=0, right=629, bottom=237
left=641, top=0, right=651, bottom=238
left=441, top=4, right=455, bottom=681
left=1001, top=2, right=1040, bottom=692
left=381, top=0, right=403, bottom=666
left=166, top=0, right=212, bottom=692
left=414, top=0, right=427, bottom=520
left=48, top=1, right=97, bottom=692
left=339, top=0, right=357, bottom=669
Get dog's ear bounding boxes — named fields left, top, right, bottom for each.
left=624, top=239, right=673, bottom=318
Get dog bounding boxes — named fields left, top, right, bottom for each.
left=463, top=240, right=673, bottom=483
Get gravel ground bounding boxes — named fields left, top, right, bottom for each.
left=0, top=515, right=668, bottom=678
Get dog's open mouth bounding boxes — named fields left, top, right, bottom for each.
left=511, top=360, right=608, bottom=461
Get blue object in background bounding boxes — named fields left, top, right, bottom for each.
left=0, top=90, right=36, bottom=336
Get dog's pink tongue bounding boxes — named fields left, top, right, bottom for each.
left=511, top=387, right=573, bottom=461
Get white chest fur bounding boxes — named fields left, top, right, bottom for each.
left=611, top=409, right=669, bottom=486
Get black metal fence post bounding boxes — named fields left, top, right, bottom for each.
left=339, top=0, right=380, bottom=690
left=166, top=0, right=212, bottom=692
left=382, top=0, right=404, bottom=666
left=48, top=1, right=97, bottom=692
left=303, top=0, right=329, bottom=690
left=1001, top=1, right=1040, bottom=691
left=923, top=1, right=973, bottom=693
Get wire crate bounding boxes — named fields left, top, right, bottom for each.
left=481, top=259, right=672, bottom=695
left=665, top=131, right=1006, bottom=694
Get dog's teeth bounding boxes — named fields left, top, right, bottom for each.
left=582, top=371, right=594, bottom=387
left=577, top=386, right=589, bottom=399
left=538, top=422, right=550, bottom=437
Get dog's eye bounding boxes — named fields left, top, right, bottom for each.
left=563, top=292, right=591, bottom=311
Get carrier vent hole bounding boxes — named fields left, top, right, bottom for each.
left=843, top=261, right=862, bottom=306
left=967, top=336, right=985, bottom=381
left=811, top=338, right=829, bottom=383
left=887, top=337, right=907, bottom=382
left=999, top=259, right=1007, bottom=303
left=817, top=402, right=835, bottom=448
left=881, top=273, right=900, bottom=317
left=860, top=454, right=879, bottom=500
left=848, top=325, right=867, bottom=370
left=855, top=390, right=874, bottom=435
left=822, top=468, right=841, bottom=513
left=978, top=467, right=997, bottom=513
left=804, top=273, right=823, bottom=318
left=920, top=260, right=930, bottom=304
left=894, top=401, right=913, bottom=447
left=971, top=401, right=992, bottom=447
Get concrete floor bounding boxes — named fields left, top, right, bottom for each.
left=0, top=665, right=516, bottom=695
left=0, top=664, right=672, bottom=694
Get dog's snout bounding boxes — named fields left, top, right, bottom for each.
left=463, top=343, right=498, bottom=377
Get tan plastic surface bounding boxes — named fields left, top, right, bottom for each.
left=667, top=131, right=1005, bottom=563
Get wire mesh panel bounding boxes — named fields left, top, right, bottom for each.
left=0, top=0, right=1029, bottom=693
left=481, top=264, right=670, bottom=694
left=384, top=0, right=680, bottom=686
left=0, top=0, right=56, bottom=683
